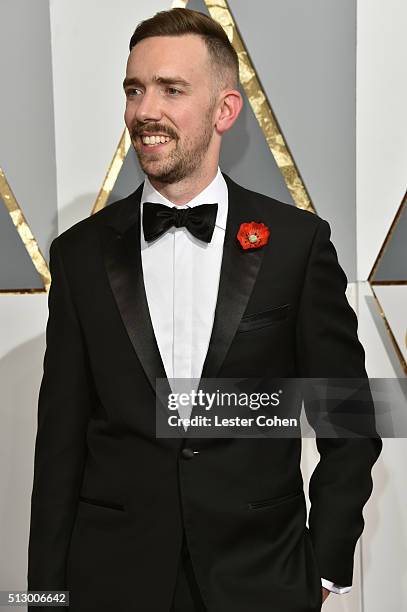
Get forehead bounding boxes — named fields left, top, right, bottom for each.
left=126, top=34, right=209, bottom=81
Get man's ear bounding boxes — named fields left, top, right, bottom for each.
left=214, top=90, right=243, bottom=135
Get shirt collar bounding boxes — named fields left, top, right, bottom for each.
left=140, top=166, right=228, bottom=231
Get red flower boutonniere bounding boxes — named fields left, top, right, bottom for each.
left=237, top=222, right=270, bottom=250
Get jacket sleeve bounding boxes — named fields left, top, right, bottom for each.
left=27, top=237, right=94, bottom=592
left=296, top=218, right=382, bottom=587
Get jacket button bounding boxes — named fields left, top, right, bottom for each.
left=181, top=448, right=195, bottom=459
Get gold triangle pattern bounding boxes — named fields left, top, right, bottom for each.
left=0, top=167, right=50, bottom=293
left=91, top=130, right=132, bottom=215
left=369, top=189, right=407, bottom=374
left=198, top=0, right=315, bottom=212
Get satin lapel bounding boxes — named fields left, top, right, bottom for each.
left=200, top=173, right=266, bottom=379
left=99, top=185, right=185, bottom=439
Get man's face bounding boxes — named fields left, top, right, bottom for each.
left=123, top=34, right=219, bottom=184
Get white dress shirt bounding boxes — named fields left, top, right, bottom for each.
left=139, top=166, right=350, bottom=595
left=140, top=167, right=227, bottom=383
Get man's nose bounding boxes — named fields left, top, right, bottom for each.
left=135, top=90, right=162, bottom=123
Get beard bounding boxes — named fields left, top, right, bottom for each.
left=131, top=111, right=215, bottom=185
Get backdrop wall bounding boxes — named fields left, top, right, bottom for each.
left=0, top=1, right=405, bottom=610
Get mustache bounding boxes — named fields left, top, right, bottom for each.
left=131, top=124, right=177, bottom=140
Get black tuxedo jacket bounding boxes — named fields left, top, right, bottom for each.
left=28, top=172, right=382, bottom=612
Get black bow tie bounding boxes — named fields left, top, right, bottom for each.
left=142, top=202, right=218, bottom=243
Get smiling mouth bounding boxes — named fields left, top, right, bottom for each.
left=136, top=134, right=174, bottom=150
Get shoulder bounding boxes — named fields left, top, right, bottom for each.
left=223, top=172, right=325, bottom=234
left=51, top=187, right=142, bottom=256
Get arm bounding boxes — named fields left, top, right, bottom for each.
left=27, top=237, right=94, bottom=590
left=296, top=218, right=382, bottom=587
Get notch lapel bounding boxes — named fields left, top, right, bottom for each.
left=99, top=185, right=187, bottom=437
left=200, top=173, right=266, bottom=379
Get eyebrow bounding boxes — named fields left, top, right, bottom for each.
left=122, top=75, right=192, bottom=90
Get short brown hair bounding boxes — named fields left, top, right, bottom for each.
left=129, top=8, right=239, bottom=97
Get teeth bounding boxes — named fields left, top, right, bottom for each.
left=141, top=135, right=171, bottom=145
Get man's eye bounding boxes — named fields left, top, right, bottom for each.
left=126, top=88, right=141, bottom=97
left=167, top=87, right=181, bottom=95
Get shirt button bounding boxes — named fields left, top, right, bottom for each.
left=181, top=448, right=195, bottom=459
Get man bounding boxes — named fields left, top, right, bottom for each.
left=27, top=8, right=382, bottom=612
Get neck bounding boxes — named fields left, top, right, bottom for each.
left=147, top=165, right=218, bottom=206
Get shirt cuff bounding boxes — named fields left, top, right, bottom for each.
left=321, top=578, right=352, bottom=594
